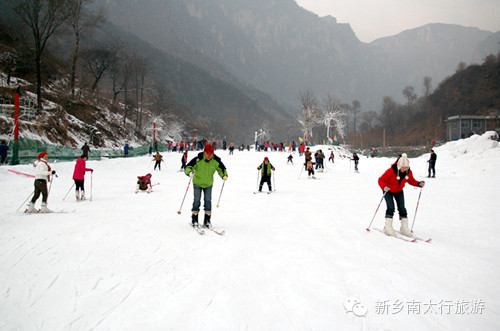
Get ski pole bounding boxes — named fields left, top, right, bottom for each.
left=216, top=178, right=227, bottom=208
left=298, top=164, right=304, bottom=179
left=272, top=171, right=276, bottom=191
left=177, top=176, right=192, bottom=214
left=63, top=183, right=75, bottom=200
left=90, top=172, right=93, bottom=201
left=16, top=191, right=34, bottom=212
left=256, top=169, right=260, bottom=192
left=366, top=191, right=388, bottom=231
left=410, top=187, right=423, bottom=232
left=48, top=176, right=54, bottom=196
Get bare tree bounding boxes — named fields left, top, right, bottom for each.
left=456, top=61, right=467, bottom=72
left=7, top=0, right=71, bottom=109
left=82, top=45, right=116, bottom=95
left=423, top=76, right=432, bottom=97
left=149, top=82, right=175, bottom=116
left=130, top=56, right=150, bottom=130
left=321, top=93, right=346, bottom=141
left=109, top=49, right=125, bottom=101
left=297, top=89, right=320, bottom=141
left=120, top=54, right=137, bottom=126
left=67, top=0, right=105, bottom=98
left=257, top=121, right=272, bottom=142
left=359, top=111, right=379, bottom=132
left=0, top=49, right=20, bottom=86
left=402, top=85, right=417, bottom=115
left=351, top=99, right=361, bottom=146
left=379, top=96, right=399, bottom=134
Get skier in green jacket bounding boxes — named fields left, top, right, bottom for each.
left=257, top=157, right=275, bottom=192
left=184, top=144, right=228, bottom=228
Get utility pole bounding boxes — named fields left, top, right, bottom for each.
left=10, top=87, right=20, bottom=165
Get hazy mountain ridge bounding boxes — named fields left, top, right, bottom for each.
left=371, top=23, right=496, bottom=89
left=97, top=0, right=498, bottom=112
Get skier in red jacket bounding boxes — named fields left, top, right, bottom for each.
left=378, top=153, right=425, bottom=236
left=72, top=155, right=93, bottom=200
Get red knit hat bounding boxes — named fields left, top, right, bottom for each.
left=38, top=152, right=48, bottom=159
left=204, top=144, right=214, bottom=153
left=264, top=157, right=269, bottom=161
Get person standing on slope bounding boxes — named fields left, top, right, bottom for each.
left=257, top=157, right=275, bottom=192
left=73, top=155, right=93, bottom=200
left=181, top=150, right=188, bottom=171
left=153, top=152, right=164, bottom=171
left=304, top=147, right=312, bottom=170
left=352, top=153, right=360, bottom=172
left=428, top=149, right=437, bottom=178
left=378, top=153, right=425, bottom=236
left=26, top=152, right=56, bottom=213
left=184, top=144, right=228, bottom=229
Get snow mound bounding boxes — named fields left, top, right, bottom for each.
left=435, top=131, right=499, bottom=158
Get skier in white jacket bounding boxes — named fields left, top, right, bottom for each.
left=26, top=152, right=56, bottom=213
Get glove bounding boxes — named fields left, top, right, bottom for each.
left=383, top=186, right=389, bottom=192
left=91, top=169, right=94, bottom=173
left=189, top=172, right=194, bottom=178
left=419, top=181, right=425, bottom=187
left=223, top=175, right=228, bottom=180
left=51, top=170, right=56, bottom=175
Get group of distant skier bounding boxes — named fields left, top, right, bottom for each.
left=21, top=139, right=438, bottom=238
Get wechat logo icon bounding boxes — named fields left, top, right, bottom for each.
left=344, top=297, right=368, bottom=317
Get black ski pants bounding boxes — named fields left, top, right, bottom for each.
left=259, top=176, right=272, bottom=191
left=32, top=179, right=48, bottom=204
left=384, top=190, right=407, bottom=219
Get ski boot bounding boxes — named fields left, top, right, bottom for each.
left=40, top=202, right=52, bottom=213
left=204, top=212, right=212, bottom=229
left=26, top=201, right=37, bottom=213
left=400, top=218, right=411, bottom=236
left=75, top=191, right=80, bottom=200
left=191, top=212, right=199, bottom=227
left=384, top=217, right=395, bottom=236
left=80, top=191, right=86, bottom=200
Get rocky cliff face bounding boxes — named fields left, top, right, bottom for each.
left=98, top=0, right=497, bottom=112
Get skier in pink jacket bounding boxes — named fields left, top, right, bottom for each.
left=72, top=155, right=93, bottom=200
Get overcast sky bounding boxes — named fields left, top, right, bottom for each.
left=295, top=0, right=500, bottom=43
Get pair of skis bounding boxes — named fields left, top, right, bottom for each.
left=24, top=209, right=74, bottom=214
left=368, top=227, right=432, bottom=243
left=191, top=224, right=225, bottom=236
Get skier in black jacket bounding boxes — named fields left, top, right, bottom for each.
left=428, top=150, right=437, bottom=178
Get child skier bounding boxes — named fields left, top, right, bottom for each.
left=328, top=151, right=334, bottom=163
left=352, top=153, right=360, bottom=172
left=306, top=160, right=316, bottom=179
left=72, top=155, right=93, bottom=200
left=378, top=153, right=425, bottom=236
left=287, top=154, right=293, bottom=164
left=153, top=152, right=164, bottom=171
left=184, top=144, right=228, bottom=229
left=257, top=157, right=275, bottom=192
left=136, top=173, right=153, bottom=193
left=26, top=152, right=56, bottom=213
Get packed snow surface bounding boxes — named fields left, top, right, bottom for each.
left=1, top=132, right=499, bottom=330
